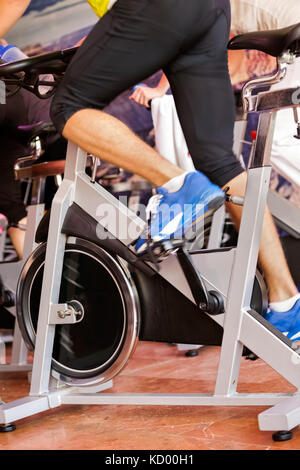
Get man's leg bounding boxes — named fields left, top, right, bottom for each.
left=51, top=0, right=225, bottom=247
left=52, top=1, right=220, bottom=185
left=63, top=109, right=184, bottom=187
left=224, top=171, right=298, bottom=303
left=163, top=8, right=299, bottom=310
left=51, top=0, right=300, bottom=335
left=225, top=171, right=300, bottom=341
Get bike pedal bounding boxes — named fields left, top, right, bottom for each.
left=138, top=239, right=185, bottom=263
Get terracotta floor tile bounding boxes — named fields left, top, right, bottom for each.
left=0, top=341, right=300, bottom=450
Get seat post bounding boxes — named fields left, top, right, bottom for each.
left=30, top=177, right=46, bottom=206
left=249, top=111, right=277, bottom=168
left=293, top=107, right=300, bottom=139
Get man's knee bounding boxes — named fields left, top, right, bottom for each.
left=50, top=87, right=108, bottom=135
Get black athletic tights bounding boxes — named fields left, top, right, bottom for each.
left=51, top=0, right=244, bottom=187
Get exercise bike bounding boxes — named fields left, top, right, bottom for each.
left=0, top=24, right=299, bottom=441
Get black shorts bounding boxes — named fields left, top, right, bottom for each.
left=51, top=0, right=244, bottom=187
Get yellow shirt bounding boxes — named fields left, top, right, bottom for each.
left=86, top=0, right=117, bottom=18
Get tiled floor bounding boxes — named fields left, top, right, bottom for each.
left=0, top=340, right=299, bottom=450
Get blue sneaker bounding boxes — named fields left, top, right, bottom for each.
left=135, top=171, right=225, bottom=255
left=265, top=299, right=300, bottom=341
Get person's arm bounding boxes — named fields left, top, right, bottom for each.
left=0, top=0, right=31, bottom=38
left=129, top=74, right=170, bottom=108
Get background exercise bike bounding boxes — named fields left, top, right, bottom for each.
left=0, top=23, right=299, bottom=441
left=0, top=115, right=66, bottom=375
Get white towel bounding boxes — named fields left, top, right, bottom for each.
left=151, top=95, right=195, bottom=172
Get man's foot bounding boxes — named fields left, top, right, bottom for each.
left=135, top=171, right=225, bottom=255
left=265, top=298, right=300, bottom=341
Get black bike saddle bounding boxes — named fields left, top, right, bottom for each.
left=228, top=22, right=300, bottom=57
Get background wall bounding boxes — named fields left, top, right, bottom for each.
left=5, top=0, right=97, bottom=54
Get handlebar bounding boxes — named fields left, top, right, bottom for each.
left=0, top=47, right=77, bottom=76
left=0, top=46, right=78, bottom=99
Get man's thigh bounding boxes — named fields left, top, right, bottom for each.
left=52, top=0, right=220, bottom=118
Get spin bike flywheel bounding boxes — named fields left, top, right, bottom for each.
left=16, top=238, right=140, bottom=386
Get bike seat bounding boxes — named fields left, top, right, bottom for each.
left=228, top=22, right=300, bottom=57
left=17, top=121, right=57, bottom=141
left=14, top=160, right=65, bottom=181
